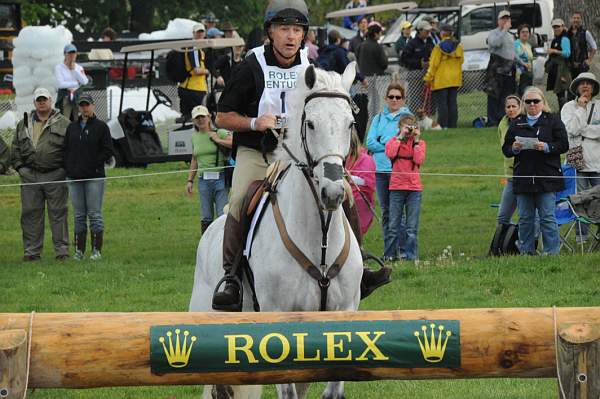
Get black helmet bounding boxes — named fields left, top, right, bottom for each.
left=264, top=0, right=309, bottom=30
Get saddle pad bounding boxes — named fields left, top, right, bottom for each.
left=243, top=191, right=270, bottom=259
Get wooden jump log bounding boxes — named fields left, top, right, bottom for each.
left=0, top=307, right=600, bottom=390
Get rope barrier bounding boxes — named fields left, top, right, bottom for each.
left=0, top=166, right=590, bottom=189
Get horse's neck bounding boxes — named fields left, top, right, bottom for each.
left=276, top=165, right=345, bottom=255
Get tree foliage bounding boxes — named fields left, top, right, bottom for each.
left=20, top=0, right=457, bottom=38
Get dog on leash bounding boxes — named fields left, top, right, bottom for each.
left=415, top=109, right=442, bottom=130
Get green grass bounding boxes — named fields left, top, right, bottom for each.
left=1, top=127, right=599, bottom=398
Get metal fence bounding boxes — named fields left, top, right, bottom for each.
left=350, top=68, right=488, bottom=128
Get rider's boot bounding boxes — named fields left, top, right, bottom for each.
left=212, top=214, right=244, bottom=311
left=343, top=199, right=391, bottom=299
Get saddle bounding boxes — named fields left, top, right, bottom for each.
left=229, top=161, right=290, bottom=311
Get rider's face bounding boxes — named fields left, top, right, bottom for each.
left=269, top=24, right=305, bottom=59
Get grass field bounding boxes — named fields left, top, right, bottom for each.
left=1, top=127, right=599, bottom=398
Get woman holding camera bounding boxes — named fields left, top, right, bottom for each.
left=366, top=82, right=413, bottom=260
left=186, top=105, right=232, bottom=233
left=385, top=114, right=426, bottom=261
left=502, top=87, right=568, bottom=255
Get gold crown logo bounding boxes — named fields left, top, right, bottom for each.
left=414, top=323, right=452, bottom=363
left=159, top=329, right=197, bottom=368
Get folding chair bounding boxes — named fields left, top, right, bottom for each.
left=555, top=164, right=580, bottom=253
left=567, top=185, right=600, bottom=253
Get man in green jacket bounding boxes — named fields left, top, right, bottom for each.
left=11, top=87, right=71, bottom=261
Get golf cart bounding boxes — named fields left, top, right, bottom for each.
left=108, top=37, right=243, bottom=167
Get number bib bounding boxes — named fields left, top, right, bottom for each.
left=253, top=45, right=310, bottom=128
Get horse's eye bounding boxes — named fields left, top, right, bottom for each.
left=306, top=120, right=315, bottom=130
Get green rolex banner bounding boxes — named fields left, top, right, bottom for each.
left=150, top=320, right=460, bottom=374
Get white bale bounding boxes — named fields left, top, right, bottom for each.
left=138, top=18, right=199, bottom=40
left=0, top=111, right=17, bottom=130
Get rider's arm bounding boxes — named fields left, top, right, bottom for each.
left=216, top=112, right=276, bottom=133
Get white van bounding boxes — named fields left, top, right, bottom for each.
left=460, top=0, right=554, bottom=70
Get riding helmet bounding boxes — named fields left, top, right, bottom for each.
left=264, top=0, right=310, bottom=30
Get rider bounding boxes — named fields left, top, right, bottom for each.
left=213, top=0, right=391, bottom=311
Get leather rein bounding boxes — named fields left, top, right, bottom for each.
left=269, top=90, right=357, bottom=311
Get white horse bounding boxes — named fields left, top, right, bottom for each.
left=189, top=62, right=363, bottom=399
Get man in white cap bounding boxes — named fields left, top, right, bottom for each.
left=55, top=43, right=89, bottom=121
left=179, top=23, right=209, bottom=120
left=547, top=18, right=572, bottom=110
left=485, top=10, right=516, bottom=126
left=11, top=88, right=71, bottom=261
left=561, top=72, right=600, bottom=242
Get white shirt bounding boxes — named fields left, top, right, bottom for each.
left=54, top=62, right=89, bottom=90
left=561, top=98, right=600, bottom=172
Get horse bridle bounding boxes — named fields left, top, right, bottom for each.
left=271, top=90, right=359, bottom=311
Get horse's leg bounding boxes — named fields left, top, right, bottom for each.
left=232, top=385, right=263, bottom=399
left=276, top=383, right=298, bottom=399
left=321, top=381, right=345, bottom=399
left=210, top=384, right=234, bottom=399
left=295, top=383, right=311, bottom=399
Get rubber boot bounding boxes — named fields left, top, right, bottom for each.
left=90, top=231, right=103, bottom=261
left=74, top=231, right=87, bottom=260
left=343, top=199, right=392, bottom=299
left=212, top=215, right=243, bottom=311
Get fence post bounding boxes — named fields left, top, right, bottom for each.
left=557, top=322, right=600, bottom=398
left=0, top=329, right=28, bottom=399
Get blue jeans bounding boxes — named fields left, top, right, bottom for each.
left=198, top=173, right=229, bottom=224
left=516, top=192, right=560, bottom=255
left=389, top=190, right=422, bottom=260
left=377, top=173, right=407, bottom=258
left=497, top=179, right=517, bottom=225
left=576, top=171, right=600, bottom=237
left=68, top=179, right=105, bottom=234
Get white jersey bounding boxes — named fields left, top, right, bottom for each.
left=252, top=45, right=310, bottom=126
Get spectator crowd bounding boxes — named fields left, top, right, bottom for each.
left=1, top=5, right=600, bottom=264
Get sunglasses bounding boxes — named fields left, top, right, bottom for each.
left=552, top=25, right=562, bottom=29
left=524, top=98, right=542, bottom=105
left=387, top=95, right=404, bottom=100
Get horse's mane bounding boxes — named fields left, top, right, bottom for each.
left=272, top=68, right=348, bottom=162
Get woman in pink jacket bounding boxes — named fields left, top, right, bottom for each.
left=346, top=132, right=376, bottom=236
left=384, top=114, right=426, bottom=261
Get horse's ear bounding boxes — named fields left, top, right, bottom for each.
left=305, top=65, right=316, bottom=90
left=341, top=61, right=357, bottom=92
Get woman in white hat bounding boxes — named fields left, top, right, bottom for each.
left=186, top=105, right=233, bottom=233
left=561, top=72, right=600, bottom=242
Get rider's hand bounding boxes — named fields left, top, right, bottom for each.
left=216, top=76, right=225, bottom=87
left=361, top=79, right=368, bottom=89
left=254, top=114, right=278, bottom=132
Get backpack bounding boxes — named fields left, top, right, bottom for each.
left=316, top=47, right=337, bottom=71
left=165, top=50, right=190, bottom=83
left=488, top=223, right=520, bottom=256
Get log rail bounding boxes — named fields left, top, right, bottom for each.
left=1, top=307, right=599, bottom=388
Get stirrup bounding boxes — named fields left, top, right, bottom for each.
left=362, top=250, right=386, bottom=270
left=212, top=275, right=243, bottom=312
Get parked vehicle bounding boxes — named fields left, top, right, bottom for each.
left=0, top=0, right=22, bottom=92
left=108, top=37, right=243, bottom=167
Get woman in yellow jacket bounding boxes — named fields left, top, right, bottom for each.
left=423, top=23, right=464, bottom=129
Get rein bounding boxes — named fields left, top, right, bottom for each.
left=271, top=90, right=356, bottom=311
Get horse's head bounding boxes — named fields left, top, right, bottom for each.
left=281, top=62, right=357, bottom=211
